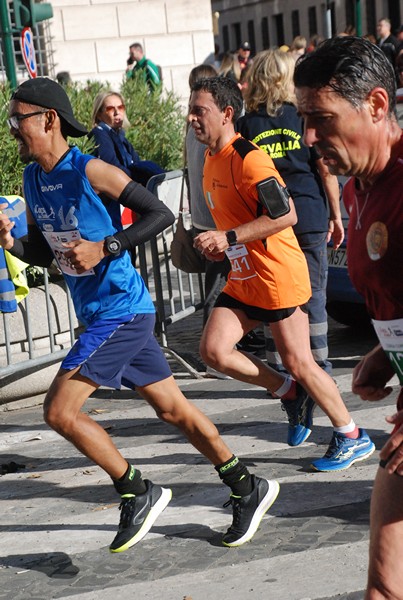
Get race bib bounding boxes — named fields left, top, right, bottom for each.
left=225, top=244, right=257, bottom=281
left=42, top=230, right=95, bottom=277
left=372, top=317, right=403, bottom=385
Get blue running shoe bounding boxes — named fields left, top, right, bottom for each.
left=312, top=428, right=375, bottom=472
left=281, top=383, right=316, bottom=447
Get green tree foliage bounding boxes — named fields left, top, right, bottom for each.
left=0, top=77, right=185, bottom=195
left=121, top=76, right=185, bottom=171
left=0, top=83, right=26, bottom=195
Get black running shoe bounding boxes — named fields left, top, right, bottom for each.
left=236, top=330, right=266, bottom=353
left=222, top=476, right=280, bottom=547
left=281, top=383, right=316, bottom=447
left=109, top=480, right=172, bottom=553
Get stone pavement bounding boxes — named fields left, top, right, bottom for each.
left=0, top=313, right=399, bottom=600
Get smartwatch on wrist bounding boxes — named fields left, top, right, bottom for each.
left=225, top=230, right=238, bottom=247
left=104, top=235, right=122, bottom=256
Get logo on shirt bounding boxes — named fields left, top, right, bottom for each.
left=41, top=183, right=63, bottom=192
left=212, top=178, right=227, bottom=190
left=34, top=205, right=55, bottom=220
left=366, top=221, right=388, bottom=261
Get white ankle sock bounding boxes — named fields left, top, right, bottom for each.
left=273, top=375, right=293, bottom=398
left=334, top=419, right=356, bottom=434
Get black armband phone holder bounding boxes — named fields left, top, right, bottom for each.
left=256, top=177, right=291, bottom=220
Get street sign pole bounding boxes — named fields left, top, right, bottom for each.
left=0, top=0, right=18, bottom=88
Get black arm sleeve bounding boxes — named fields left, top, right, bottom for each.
left=7, top=224, right=54, bottom=267
left=114, top=180, right=175, bottom=251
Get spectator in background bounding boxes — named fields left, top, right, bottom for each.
left=204, top=43, right=221, bottom=71
left=218, top=52, right=242, bottom=85
left=56, top=71, right=72, bottom=87
left=126, top=42, right=161, bottom=91
left=397, top=51, right=403, bottom=93
left=363, top=33, right=377, bottom=45
left=90, top=91, right=164, bottom=189
left=306, top=34, right=324, bottom=53
left=376, top=18, right=399, bottom=66
left=238, top=49, right=343, bottom=382
left=239, top=62, right=252, bottom=98
left=288, top=36, right=307, bottom=61
left=237, top=42, right=253, bottom=71
left=397, top=24, right=403, bottom=54
left=90, top=91, right=164, bottom=266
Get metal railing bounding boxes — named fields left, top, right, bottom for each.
left=0, top=170, right=205, bottom=395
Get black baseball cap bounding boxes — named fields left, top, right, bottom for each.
left=11, top=77, right=87, bottom=137
left=240, top=42, right=250, bottom=50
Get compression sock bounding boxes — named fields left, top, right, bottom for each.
left=334, top=419, right=359, bottom=439
left=112, top=463, right=147, bottom=496
left=215, top=455, right=253, bottom=497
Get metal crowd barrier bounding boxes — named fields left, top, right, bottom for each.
left=0, top=169, right=205, bottom=397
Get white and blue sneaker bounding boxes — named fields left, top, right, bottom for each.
left=312, top=428, right=375, bottom=472
left=281, top=383, right=316, bottom=447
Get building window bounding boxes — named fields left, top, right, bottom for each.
left=261, top=16, right=270, bottom=49
left=232, top=22, right=241, bottom=51
left=222, top=25, right=229, bottom=52
left=388, top=0, right=401, bottom=32
left=291, top=10, right=300, bottom=38
left=273, top=13, right=285, bottom=47
left=247, top=20, right=256, bottom=54
left=365, top=0, right=376, bottom=37
left=345, top=0, right=355, bottom=32
left=308, top=6, right=317, bottom=38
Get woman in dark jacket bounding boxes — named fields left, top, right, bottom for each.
left=90, top=90, right=164, bottom=188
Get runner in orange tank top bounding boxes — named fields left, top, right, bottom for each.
left=189, top=76, right=374, bottom=472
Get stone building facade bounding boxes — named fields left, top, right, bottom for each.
left=50, top=0, right=215, bottom=99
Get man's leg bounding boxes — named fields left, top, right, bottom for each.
left=44, top=367, right=128, bottom=479
left=271, top=307, right=375, bottom=470
left=200, top=306, right=286, bottom=390
left=270, top=307, right=348, bottom=425
left=265, top=232, right=331, bottom=374
left=139, top=375, right=280, bottom=547
left=44, top=367, right=171, bottom=555
left=365, top=467, right=403, bottom=600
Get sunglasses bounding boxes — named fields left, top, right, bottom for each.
left=7, top=110, right=48, bottom=130
left=104, top=104, right=125, bottom=113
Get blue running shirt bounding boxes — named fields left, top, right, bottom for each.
left=23, top=146, right=155, bottom=325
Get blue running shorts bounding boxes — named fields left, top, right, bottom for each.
left=61, top=313, right=172, bottom=388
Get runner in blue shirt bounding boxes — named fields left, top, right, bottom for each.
left=0, top=76, right=278, bottom=553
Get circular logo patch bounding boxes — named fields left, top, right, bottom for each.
left=366, top=221, right=388, bottom=261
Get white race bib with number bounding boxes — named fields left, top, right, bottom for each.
left=225, top=244, right=257, bottom=281
left=43, top=230, right=95, bottom=277
left=372, top=317, right=403, bottom=384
